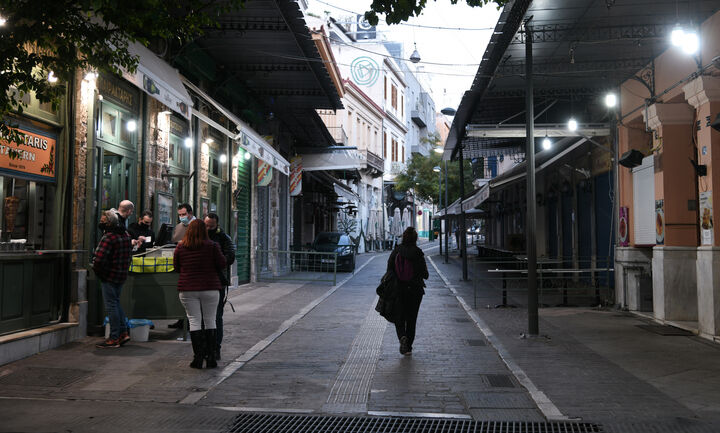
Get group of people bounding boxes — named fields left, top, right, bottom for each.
left=92, top=200, right=235, bottom=369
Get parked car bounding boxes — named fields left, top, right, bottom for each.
left=307, top=232, right=356, bottom=272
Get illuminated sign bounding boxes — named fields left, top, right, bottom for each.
left=0, top=123, right=58, bottom=182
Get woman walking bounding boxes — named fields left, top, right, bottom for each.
left=387, top=227, right=429, bottom=355
left=174, top=219, right=227, bottom=368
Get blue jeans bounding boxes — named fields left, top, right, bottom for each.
left=101, top=280, right=127, bottom=340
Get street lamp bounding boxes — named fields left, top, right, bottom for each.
left=433, top=166, right=441, bottom=250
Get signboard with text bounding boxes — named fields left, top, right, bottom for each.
left=0, top=123, right=58, bottom=183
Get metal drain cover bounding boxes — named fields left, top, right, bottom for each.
left=224, top=413, right=603, bottom=433
left=484, top=374, right=517, bottom=388
left=0, top=367, right=90, bottom=387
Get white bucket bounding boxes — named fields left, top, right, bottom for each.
left=129, top=325, right=150, bottom=342
left=105, top=323, right=110, bottom=339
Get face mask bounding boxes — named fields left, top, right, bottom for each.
left=98, top=222, right=108, bottom=231
left=208, top=227, right=217, bottom=234
left=179, top=216, right=190, bottom=226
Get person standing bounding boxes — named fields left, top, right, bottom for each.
left=171, top=203, right=196, bottom=243
left=174, top=219, right=227, bottom=369
left=116, top=200, right=135, bottom=228
left=93, top=209, right=133, bottom=348
left=205, top=213, right=235, bottom=361
left=128, top=210, right=155, bottom=254
left=386, top=227, right=429, bottom=355
left=168, top=203, right=197, bottom=329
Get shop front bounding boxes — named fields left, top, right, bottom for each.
left=1, top=91, right=72, bottom=337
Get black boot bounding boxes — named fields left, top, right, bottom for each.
left=189, top=330, right=205, bottom=369
left=204, top=329, right=217, bottom=368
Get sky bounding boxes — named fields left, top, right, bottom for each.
left=306, top=0, right=502, bottom=112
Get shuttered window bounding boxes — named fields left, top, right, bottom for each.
left=632, top=155, right=655, bottom=245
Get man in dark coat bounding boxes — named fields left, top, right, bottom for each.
left=205, top=212, right=236, bottom=360
left=128, top=210, right=155, bottom=254
left=386, top=226, right=429, bottom=355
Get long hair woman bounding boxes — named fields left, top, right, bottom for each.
left=387, top=226, right=429, bottom=355
left=174, top=219, right=226, bottom=368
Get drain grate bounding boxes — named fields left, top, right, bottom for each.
left=224, top=413, right=603, bottom=433
left=0, top=367, right=90, bottom=387
left=484, top=374, right=516, bottom=388
left=637, top=325, right=694, bottom=336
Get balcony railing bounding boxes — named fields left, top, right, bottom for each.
left=326, top=126, right=347, bottom=146
left=364, top=150, right=384, bottom=175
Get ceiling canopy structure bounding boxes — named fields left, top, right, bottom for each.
left=174, top=0, right=343, bottom=148
left=445, top=0, right=720, bottom=161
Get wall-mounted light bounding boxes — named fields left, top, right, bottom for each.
left=567, top=118, right=578, bottom=132
left=184, top=137, right=193, bottom=148
left=0, top=15, right=7, bottom=27
left=605, top=93, right=617, bottom=108
left=682, top=31, right=699, bottom=55
left=125, top=120, right=137, bottom=132
left=542, top=135, right=552, bottom=150
left=219, top=153, right=227, bottom=163
left=47, top=71, right=58, bottom=83
left=84, top=71, right=98, bottom=82
left=433, top=146, right=444, bottom=154
left=671, top=24, right=685, bottom=46
left=244, top=151, right=251, bottom=160
left=433, top=166, right=441, bottom=173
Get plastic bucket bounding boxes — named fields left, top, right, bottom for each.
left=128, top=319, right=154, bottom=342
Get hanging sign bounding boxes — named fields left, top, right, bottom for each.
left=700, top=191, right=713, bottom=246
left=655, top=199, right=665, bottom=245
left=257, top=160, right=273, bottom=186
left=290, top=156, right=302, bottom=196
left=0, top=123, right=57, bottom=183
left=618, top=206, right=629, bottom=247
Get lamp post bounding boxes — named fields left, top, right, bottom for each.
left=444, top=160, right=449, bottom=263
left=433, top=166, right=441, bottom=253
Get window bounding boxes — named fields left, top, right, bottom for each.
left=383, top=133, right=387, bottom=158
left=391, top=138, right=398, bottom=162
left=391, top=85, right=397, bottom=110
left=401, top=94, right=404, bottom=117
left=401, top=143, right=404, bottom=162
left=384, top=76, right=387, bottom=100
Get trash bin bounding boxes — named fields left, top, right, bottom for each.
left=128, top=319, right=154, bottom=342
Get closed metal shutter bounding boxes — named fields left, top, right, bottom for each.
left=235, top=157, right=252, bottom=284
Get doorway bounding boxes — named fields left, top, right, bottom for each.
left=101, top=151, right=136, bottom=212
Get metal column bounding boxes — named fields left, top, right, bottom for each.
left=444, top=160, right=449, bottom=263
left=525, top=20, right=539, bottom=335
left=459, top=146, right=468, bottom=281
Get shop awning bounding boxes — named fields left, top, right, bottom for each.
left=183, top=79, right=291, bottom=175
left=300, top=149, right=364, bottom=172
left=437, top=184, right=490, bottom=217
left=313, top=171, right=359, bottom=201
left=124, top=42, right=193, bottom=120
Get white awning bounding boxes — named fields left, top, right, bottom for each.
left=313, top=171, right=359, bottom=201
left=466, top=123, right=610, bottom=138
left=300, top=149, right=364, bottom=172
left=124, top=42, right=193, bottom=120
left=182, top=79, right=291, bottom=175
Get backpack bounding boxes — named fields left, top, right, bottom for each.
left=394, top=253, right=414, bottom=282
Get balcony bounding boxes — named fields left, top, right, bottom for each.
left=363, top=150, right=384, bottom=177
left=411, top=110, right=427, bottom=128
left=326, top=126, right=347, bottom=146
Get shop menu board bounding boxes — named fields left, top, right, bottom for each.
left=0, top=123, right=57, bottom=183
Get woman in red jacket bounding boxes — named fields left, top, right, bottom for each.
left=174, top=219, right=227, bottom=368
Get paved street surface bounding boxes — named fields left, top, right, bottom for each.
left=1, top=244, right=720, bottom=432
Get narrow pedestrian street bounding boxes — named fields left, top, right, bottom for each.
left=1, top=245, right=719, bottom=432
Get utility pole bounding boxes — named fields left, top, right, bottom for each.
left=525, top=19, right=539, bottom=335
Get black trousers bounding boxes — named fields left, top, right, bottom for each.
left=394, top=289, right=423, bottom=346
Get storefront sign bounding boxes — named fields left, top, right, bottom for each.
left=618, top=206, right=629, bottom=247
left=655, top=199, right=664, bottom=245
left=700, top=191, right=713, bottom=246
left=257, top=160, right=273, bottom=186
left=290, top=156, right=302, bottom=196
left=98, top=74, right=139, bottom=111
left=0, top=123, right=57, bottom=182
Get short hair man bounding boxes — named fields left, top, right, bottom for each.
left=171, top=203, right=196, bottom=243
left=93, top=208, right=133, bottom=348
left=205, top=212, right=236, bottom=360
left=128, top=210, right=155, bottom=253
left=117, top=200, right=135, bottom=228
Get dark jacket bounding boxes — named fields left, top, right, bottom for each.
left=128, top=222, right=155, bottom=253
left=208, top=227, right=235, bottom=286
left=386, top=243, right=429, bottom=295
left=173, top=240, right=227, bottom=292
left=92, top=226, right=132, bottom=284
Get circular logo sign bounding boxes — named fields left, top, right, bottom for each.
left=350, top=56, right=380, bottom=87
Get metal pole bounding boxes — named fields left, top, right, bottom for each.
left=438, top=170, right=442, bottom=253
left=444, top=159, right=449, bottom=263
left=525, top=20, right=539, bottom=335
left=459, top=146, right=468, bottom=281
